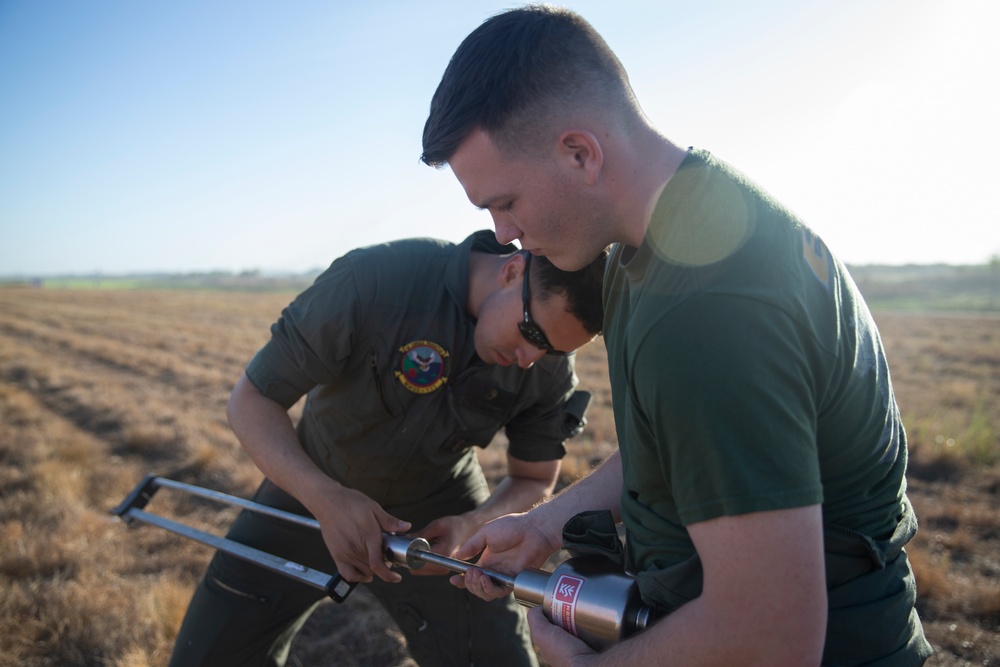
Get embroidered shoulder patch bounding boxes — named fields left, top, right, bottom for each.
left=801, top=228, right=832, bottom=290
left=395, top=340, right=450, bottom=394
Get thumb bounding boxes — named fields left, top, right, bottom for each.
left=455, top=529, right=486, bottom=561
left=377, top=511, right=411, bottom=535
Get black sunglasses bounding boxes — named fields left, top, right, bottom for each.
left=517, top=253, right=567, bottom=356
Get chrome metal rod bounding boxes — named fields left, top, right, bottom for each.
left=404, top=547, right=517, bottom=588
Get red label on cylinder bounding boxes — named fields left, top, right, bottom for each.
left=550, top=574, right=584, bottom=636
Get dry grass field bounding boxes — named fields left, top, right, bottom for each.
left=0, top=285, right=997, bottom=666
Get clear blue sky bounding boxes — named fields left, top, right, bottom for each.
left=1, top=0, right=997, bottom=277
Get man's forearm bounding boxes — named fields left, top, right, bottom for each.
left=453, top=449, right=625, bottom=599
left=532, top=448, right=623, bottom=536
left=226, top=373, right=343, bottom=514
left=533, top=505, right=828, bottom=667
left=468, top=465, right=558, bottom=526
left=472, top=449, right=622, bottom=542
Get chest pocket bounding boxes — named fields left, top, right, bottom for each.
left=443, top=375, right=516, bottom=452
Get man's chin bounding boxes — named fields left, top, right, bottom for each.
left=531, top=249, right=564, bottom=268
left=548, top=255, right=590, bottom=272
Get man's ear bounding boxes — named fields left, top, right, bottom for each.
left=556, top=129, right=603, bottom=185
left=499, top=253, right=527, bottom=288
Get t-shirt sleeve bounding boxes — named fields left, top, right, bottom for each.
left=632, top=295, right=825, bottom=525
left=245, top=255, right=364, bottom=409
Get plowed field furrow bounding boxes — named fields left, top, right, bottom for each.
left=0, top=312, right=249, bottom=394
left=0, top=323, right=237, bottom=397
left=0, top=326, right=244, bottom=487
left=0, top=289, right=291, bottom=369
left=0, top=322, right=229, bottom=407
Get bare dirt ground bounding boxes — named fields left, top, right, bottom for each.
left=906, top=470, right=1000, bottom=666
left=0, top=288, right=996, bottom=666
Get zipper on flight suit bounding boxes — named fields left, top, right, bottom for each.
left=370, top=349, right=394, bottom=416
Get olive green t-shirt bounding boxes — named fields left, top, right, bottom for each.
left=604, top=150, right=931, bottom=665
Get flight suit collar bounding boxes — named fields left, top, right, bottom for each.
left=444, top=230, right=520, bottom=316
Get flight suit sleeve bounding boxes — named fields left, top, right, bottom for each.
left=503, top=355, right=591, bottom=462
left=245, top=254, right=365, bottom=409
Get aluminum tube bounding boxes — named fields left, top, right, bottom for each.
left=120, top=507, right=353, bottom=600
left=151, top=477, right=321, bottom=530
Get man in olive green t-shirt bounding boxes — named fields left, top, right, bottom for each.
left=421, top=6, right=932, bottom=666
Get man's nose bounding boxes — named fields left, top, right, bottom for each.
left=493, top=218, right=521, bottom=246
left=515, top=345, right=546, bottom=369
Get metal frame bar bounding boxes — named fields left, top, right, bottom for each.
left=111, top=475, right=354, bottom=602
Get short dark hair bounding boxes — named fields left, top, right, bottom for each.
left=421, top=5, right=635, bottom=166
left=531, top=249, right=607, bottom=336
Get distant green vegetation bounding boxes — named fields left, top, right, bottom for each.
left=6, top=261, right=1000, bottom=310
left=906, top=398, right=1000, bottom=472
left=1, top=270, right=318, bottom=293
left=849, top=261, right=1000, bottom=313
left=27, top=277, right=148, bottom=290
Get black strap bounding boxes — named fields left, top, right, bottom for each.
left=561, top=509, right=625, bottom=568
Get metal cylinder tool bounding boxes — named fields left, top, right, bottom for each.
left=383, top=533, right=657, bottom=650
left=113, top=476, right=656, bottom=651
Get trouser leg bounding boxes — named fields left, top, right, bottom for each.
left=167, top=480, right=334, bottom=667
left=367, top=571, right=538, bottom=667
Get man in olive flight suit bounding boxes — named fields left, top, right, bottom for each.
left=168, top=230, right=607, bottom=667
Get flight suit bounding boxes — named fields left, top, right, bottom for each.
left=169, top=231, right=591, bottom=667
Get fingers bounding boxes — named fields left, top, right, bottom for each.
left=413, top=519, right=457, bottom=556
left=415, top=517, right=445, bottom=539
left=455, top=528, right=488, bottom=561
left=342, top=509, right=408, bottom=583
left=369, top=560, right=401, bottom=583
left=459, top=566, right=510, bottom=601
left=526, top=606, right=550, bottom=636
left=334, top=537, right=402, bottom=584
left=378, top=512, right=411, bottom=535
left=324, top=508, right=409, bottom=584
left=335, top=561, right=367, bottom=584
left=454, top=513, right=532, bottom=564
left=527, top=606, right=596, bottom=666
left=366, top=528, right=402, bottom=583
